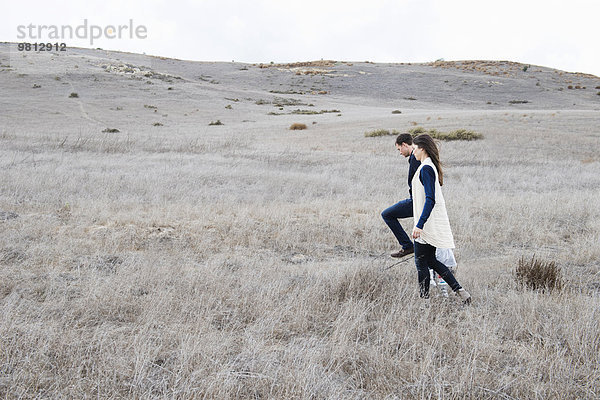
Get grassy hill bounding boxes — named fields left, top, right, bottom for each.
left=1, top=43, right=599, bottom=398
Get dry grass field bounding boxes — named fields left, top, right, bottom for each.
left=1, top=44, right=600, bottom=398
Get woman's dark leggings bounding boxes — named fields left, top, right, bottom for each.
left=414, top=241, right=462, bottom=298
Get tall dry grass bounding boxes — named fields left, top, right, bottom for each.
left=1, top=111, right=600, bottom=398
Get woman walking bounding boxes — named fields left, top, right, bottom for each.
left=411, top=134, right=471, bottom=303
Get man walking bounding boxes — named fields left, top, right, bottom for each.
left=381, top=133, right=420, bottom=258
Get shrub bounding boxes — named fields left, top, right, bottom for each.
left=292, top=110, right=320, bottom=115
left=408, top=127, right=483, bottom=141
left=273, top=98, right=305, bottom=107
left=439, top=129, right=483, bottom=141
left=392, top=110, right=402, bottom=114
left=291, top=109, right=340, bottom=115
left=69, top=92, right=79, bottom=98
left=152, top=122, right=163, bottom=126
left=515, top=255, right=563, bottom=292
left=289, top=123, right=307, bottom=130
left=408, top=127, right=427, bottom=135
left=364, top=129, right=391, bottom=137
left=365, top=126, right=482, bottom=141
left=209, top=120, right=223, bottom=126
left=102, top=128, right=120, bottom=133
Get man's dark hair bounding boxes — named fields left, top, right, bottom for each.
left=395, top=133, right=413, bottom=146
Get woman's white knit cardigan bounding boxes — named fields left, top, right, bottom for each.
left=411, top=157, right=455, bottom=249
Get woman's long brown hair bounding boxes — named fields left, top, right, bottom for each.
left=413, top=134, right=443, bottom=186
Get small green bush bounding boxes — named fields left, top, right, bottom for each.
left=515, top=255, right=563, bottom=292
left=439, top=129, right=483, bottom=141
left=364, top=129, right=391, bottom=137
left=102, top=128, right=120, bottom=133
left=209, top=120, right=224, bottom=126
left=291, top=110, right=320, bottom=115
left=365, top=126, right=482, bottom=140
left=407, top=127, right=428, bottom=135
left=407, top=127, right=482, bottom=141
left=69, top=92, right=79, bottom=98
left=291, top=109, right=340, bottom=115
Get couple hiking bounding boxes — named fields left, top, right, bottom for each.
left=381, top=133, right=471, bottom=304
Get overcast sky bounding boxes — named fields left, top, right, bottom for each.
left=3, top=0, right=599, bottom=76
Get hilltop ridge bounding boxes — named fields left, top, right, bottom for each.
left=1, top=43, right=599, bottom=139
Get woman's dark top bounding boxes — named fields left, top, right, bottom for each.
left=416, top=165, right=436, bottom=229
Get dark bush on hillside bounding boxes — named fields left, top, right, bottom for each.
left=515, top=255, right=563, bottom=292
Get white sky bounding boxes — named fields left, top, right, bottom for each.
left=2, top=0, right=599, bottom=76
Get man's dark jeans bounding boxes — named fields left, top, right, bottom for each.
left=381, top=199, right=414, bottom=250
left=414, top=242, right=462, bottom=298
